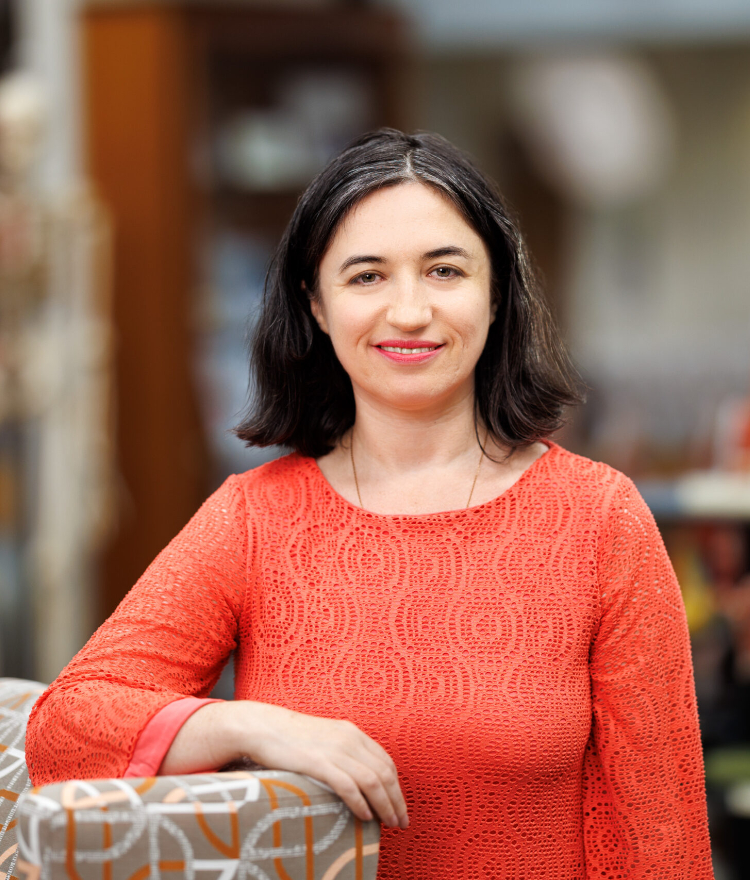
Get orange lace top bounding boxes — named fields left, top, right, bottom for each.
left=26, top=443, right=713, bottom=879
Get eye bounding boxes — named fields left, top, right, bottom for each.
left=430, top=266, right=462, bottom=279
left=351, top=271, right=381, bottom=285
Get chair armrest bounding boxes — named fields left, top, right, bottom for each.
left=15, top=771, right=380, bottom=880
left=0, top=678, right=47, bottom=880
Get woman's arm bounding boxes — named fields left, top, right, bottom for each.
left=25, top=475, right=248, bottom=784
left=26, top=470, right=409, bottom=829
left=582, top=475, right=713, bottom=878
left=159, top=700, right=409, bottom=828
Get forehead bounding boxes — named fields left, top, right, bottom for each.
left=324, top=182, right=486, bottom=261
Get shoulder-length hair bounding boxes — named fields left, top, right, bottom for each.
left=235, top=128, right=582, bottom=458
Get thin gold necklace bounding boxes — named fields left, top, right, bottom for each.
left=349, top=429, right=488, bottom=510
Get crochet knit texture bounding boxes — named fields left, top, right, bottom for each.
left=26, top=442, right=713, bottom=879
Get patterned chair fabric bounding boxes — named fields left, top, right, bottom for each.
left=0, top=681, right=380, bottom=880
left=0, top=678, right=47, bottom=880
left=16, top=772, right=379, bottom=880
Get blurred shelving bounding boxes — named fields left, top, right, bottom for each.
left=81, top=2, right=413, bottom=619
left=212, top=189, right=302, bottom=236
left=639, top=472, right=750, bottom=520
left=190, top=5, right=412, bottom=483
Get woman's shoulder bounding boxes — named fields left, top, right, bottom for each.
left=539, top=445, right=654, bottom=549
left=229, top=452, right=316, bottom=503
left=544, top=441, right=639, bottom=506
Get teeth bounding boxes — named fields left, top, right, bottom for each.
left=381, top=346, right=437, bottom=354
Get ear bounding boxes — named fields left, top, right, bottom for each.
left=305, top=282, right=329, bottom=335
left=490, top=297, right=499, bottom=324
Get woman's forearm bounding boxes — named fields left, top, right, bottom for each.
left=158, top=701, right=249, bottom=775
left=157, top=700, right=409, bottom=830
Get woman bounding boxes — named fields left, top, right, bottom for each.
left=27, top=129, right=713, bottom=878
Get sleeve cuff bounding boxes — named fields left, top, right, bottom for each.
left=125, top=697, right=222, bottom=778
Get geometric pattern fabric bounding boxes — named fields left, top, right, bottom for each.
left=1, top=678, right=378, bottom=880
left=0, top=678, right=47, bottom=880
left=16, top=771, right=379, bottom=880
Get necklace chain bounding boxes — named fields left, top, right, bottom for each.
left=349, top=430, right=487, bottom=510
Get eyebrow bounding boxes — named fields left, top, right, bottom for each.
left=338, top=246, right=471, bottom=274
left=339, top=254, right=385, bottom=273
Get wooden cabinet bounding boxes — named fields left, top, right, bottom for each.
left=81, top=3, right=411, bottom=618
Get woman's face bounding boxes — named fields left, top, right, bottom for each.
left=311, top=182, right=495, bottom=415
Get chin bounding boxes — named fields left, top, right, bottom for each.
left=368, top=383, right=463, bottom=412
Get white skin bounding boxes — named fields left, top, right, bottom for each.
left=160, top=182, right=547, bottom=830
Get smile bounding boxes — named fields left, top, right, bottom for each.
left=374, top=342, right=445, bottom=363
left=380, top=346, right=438, bottom=354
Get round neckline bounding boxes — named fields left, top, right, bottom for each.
left=304, top=440, right=559, bottom=521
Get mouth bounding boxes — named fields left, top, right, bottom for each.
left=373, top=342, right=446, bottom=362
left=378, top=345, right=442, bottom=354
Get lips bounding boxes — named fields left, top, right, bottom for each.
left=375, top=340, right=444, bottom=353
left=380, top=345, right=439, bottom=354
left=373, top=341, right=445, bottom=363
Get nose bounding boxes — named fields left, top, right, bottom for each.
left=385, top=274, right=432, bottom=331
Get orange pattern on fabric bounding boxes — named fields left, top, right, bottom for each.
left=26, top=444, right=713, bottom=879
left=261, top=779, right=292, bottom=880
left=194, top=802, right=239, bottom=859
left=65, top=809, right=82, bottom=880
left=0, top=695, right=32, bottom=712
left=102, top=806, right=112, bottom=880
left=260, top=778, right=314, bottom=880
left=127, top=862, right=183, bottom=880
left=354, top=818, right=363, bottom=880
left=133, top=779, right=155, bottom=797
left=320, top=843, right=380, bottom=880
left=0, top=845, right=18, bottom=868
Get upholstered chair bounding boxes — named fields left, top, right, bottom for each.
left=0, top=678, right=380, bottom=880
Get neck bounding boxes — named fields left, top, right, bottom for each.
left=349, top=386, right=488, bottom=475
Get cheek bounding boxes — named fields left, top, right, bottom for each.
left=310, top=291, right=355, bottom=341
left=453, top=299, right=493, bottom=348
left=327, top=299, right=376, bottom=347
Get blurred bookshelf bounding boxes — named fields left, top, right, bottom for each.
left=639, top=472, right=750, bottom=521
left=81, top=1, right=412, bottom=617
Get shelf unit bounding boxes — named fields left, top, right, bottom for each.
left=81, top=2, right=412, bottom=619
left=639, top=472, right=750, bottom=522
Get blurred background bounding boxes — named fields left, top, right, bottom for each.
left=1, top=0, right=750, bottom=874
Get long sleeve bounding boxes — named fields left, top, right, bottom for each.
left=582, top=475, right=713, bottom=878
left=26, top=475, right=248, bottom=786
left=124, top=697, right=220, bottom=777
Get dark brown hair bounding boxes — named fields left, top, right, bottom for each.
left=235, top=128, right=582, bottom=458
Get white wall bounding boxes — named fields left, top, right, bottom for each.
left=380, top=0, right=750, bottom=49
left=416, top=46, right=750, bottom=467
left=564, top=49, right=750, bottom=455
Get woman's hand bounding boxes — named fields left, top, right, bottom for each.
left=159, top=700, right=409, bottom=829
